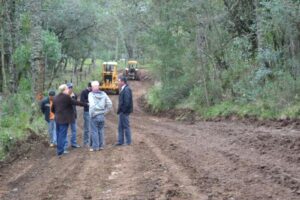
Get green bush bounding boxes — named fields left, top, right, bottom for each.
left=0, top=78, right=47, bottom=160
left=0, top=130, right=14, bottom=158
left=42, top=30, right=62, bottom=65
left=13, top=43, right=31, bottom=71
left=280, top=103, right=300, bottom=119
left=200, top=101, right=237, bottom=119
left=146, top=84, right=166, bottom=112
left=0, top=117, right=15, bottom=128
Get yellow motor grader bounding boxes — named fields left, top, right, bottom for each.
left=124, top=60, right=141, bottom=81
left=100, top=61, right=119, bottom=94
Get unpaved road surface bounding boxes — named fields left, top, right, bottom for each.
left=1, top=71, right=300, bottom=200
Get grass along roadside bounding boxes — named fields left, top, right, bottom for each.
left=145, top=84, right=300, bottom=121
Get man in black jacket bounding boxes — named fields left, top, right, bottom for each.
left=40, top=90, right=56, bottom=147
left=80, top=82, right=92, bottom=147
left=116, top=76, right=133, bottom=146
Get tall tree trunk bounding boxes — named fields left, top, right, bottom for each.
left=0, top=51, right=2, bottom=92
left=79, top=58, right=86, bottom=72
left=195, top=22, right=210, bottom=106
left=92, top=58, right=96, bottom=68
left=255, top=0, right=263, bottom=60
left=115, top=36, right=119, bottom=60
left=125, top=40, right=134, bottom=59
left=5, top=0, right=17, bottom=93
left=72, top=59, right=80, bottom=83
left=29, top=0, right=44, bottom=101
left=47, top=57, right=64, bottom=90
left=63, top=57, right=68, bottom=72
left=0, top=0, right=7, bottom=93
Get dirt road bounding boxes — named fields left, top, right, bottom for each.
left=1, top=72, right=300, bottom=200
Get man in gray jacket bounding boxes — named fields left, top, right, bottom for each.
left=88, top=81, right=112, bottom=151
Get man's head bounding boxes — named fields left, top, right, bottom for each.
left=118, top=76, right=127, bottom=88
left=87, top=82, right=92, bottom=91
left=67, top=83, right=73, bottom=94
left=48, top=90, right=55, bottom=100
left=91, top=81, right=99, bottom=92
left=58, top=84, right=69, bottom=95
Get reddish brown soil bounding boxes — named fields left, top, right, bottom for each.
left=0, top=70, right=300, bottom=200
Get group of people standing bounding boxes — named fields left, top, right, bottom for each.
left=41, top=76, right=133, bottom=157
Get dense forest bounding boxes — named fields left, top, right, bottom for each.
left=145, top=0, right=300, bottom=120
left=1, top=0, right=300, bottom=157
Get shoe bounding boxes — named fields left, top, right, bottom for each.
left=63, top=150, right=69, bottom=154
left=89, top=148, right=94, bottom=152
left=71, top=144, right=81, bottom=148
left=99, top=147, right=104, bottom=150
left=114, top=143, right=123, bottom=146
left=50, top=143, right=55, bottom=147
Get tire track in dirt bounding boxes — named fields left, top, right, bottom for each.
left=137, top=118, right=300, bottom=199
left=122, top=80, right=208, bottom=199
left=138, top=132, right=208, bottom=200
left=2, top=142, right=93, bottom=200
left=39, top=153, right=86, bottom=200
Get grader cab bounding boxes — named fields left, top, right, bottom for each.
left=124, top=60, right=141, bottom=80
left=100, top=61, right=119, bottom=94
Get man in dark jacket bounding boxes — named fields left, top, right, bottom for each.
left=80, top=82, right=92, bottom=147
left=41, top=90, right=56, bottom=147
left=52, top=84, right=86, bottom=156
left=116, top=76, right=133, bottom=146
left=64, top=83, right=81, bottom=149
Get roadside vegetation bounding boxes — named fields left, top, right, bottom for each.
left=144, top=1, right=300, bottom=120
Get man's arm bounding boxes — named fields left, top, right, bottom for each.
left=117, top=92, right=124, bottom=114
left=104, top=94, right=112, bottom=114
left=123, top=88, right=132, bottom=113
left=51, top=102, right=55, bottom=113
left=74, top=93, right=78, bottom=100
left=80, top=90, right=87, bottom=103
left=71, top=98, right=87, bottom=107
left=40, top=99, right=46, bottom=114
left=88, top=93, right=95, bottom=114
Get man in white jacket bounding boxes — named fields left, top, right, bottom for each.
left=88, top=81, right=112, bottom=151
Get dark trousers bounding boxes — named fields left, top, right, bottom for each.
left=56, top=123, right=69, bottom=156
left=118, top=113, right=131, bottom=145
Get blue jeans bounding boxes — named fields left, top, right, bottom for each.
left=65, top=120, right=77, bottom=149
left=56, top=123, right=69, bottom=156
left=90, top=114, right=105, bottom=150
left=83, top=112, right=90, bottom=146
left=118, top=113, right=131, bottom=145
left=48, top=120, right=57, bottom=145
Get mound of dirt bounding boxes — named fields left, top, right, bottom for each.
left=138, top=95, right=197, bottom=124
left=0, top=130, right=49, bottom=169
left=236, top=133, right=300, bottom=164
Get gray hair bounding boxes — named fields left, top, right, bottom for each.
left=91, top=81, right=99, bottom=87
left=58, top=84, right=68, bottom=93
